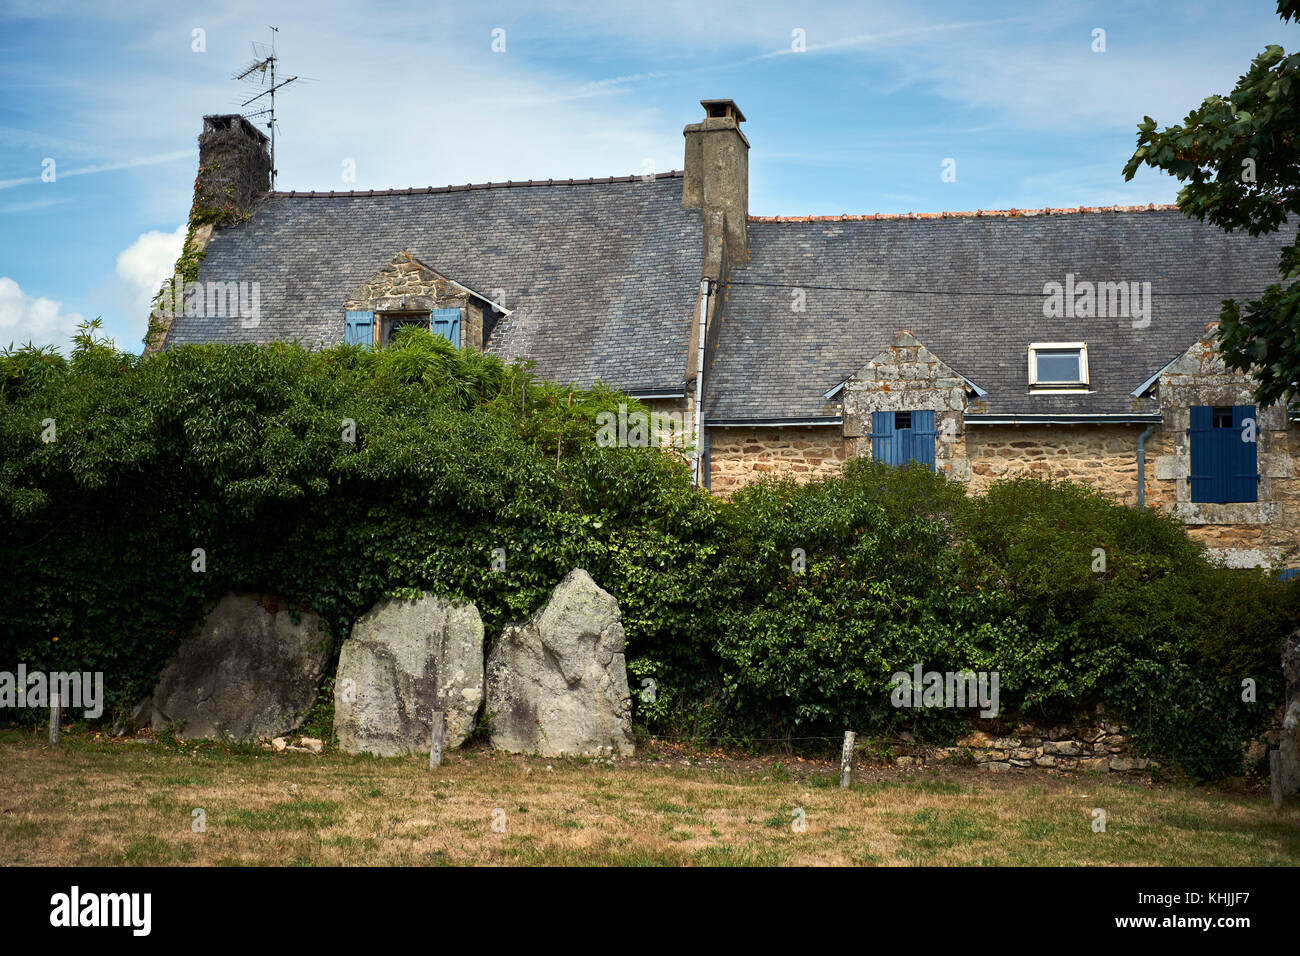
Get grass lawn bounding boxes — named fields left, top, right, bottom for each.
left=1, top=727, right=1297, bottom=866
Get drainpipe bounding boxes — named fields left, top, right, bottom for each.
left=691, top=277, right=714, bottom=487
left=1136, top=424, right=1156, bottom=509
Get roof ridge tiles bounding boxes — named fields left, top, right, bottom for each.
left=265, top=169, right=683, bottom=198
left=748, top=203, right=1180, bottom=223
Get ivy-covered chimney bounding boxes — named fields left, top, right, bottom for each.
left=195, top=114, right=271, bottom=222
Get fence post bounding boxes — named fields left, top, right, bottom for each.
left=840, top=730, right=856, bottom=788
left=1270, top=749, right=1283, bottom=810
left=49, top=692, right=60, bottom=747
left=430, top=710, right=445, bottom=769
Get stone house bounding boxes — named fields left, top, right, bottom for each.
left=158, top=104, right=1299, bottom=570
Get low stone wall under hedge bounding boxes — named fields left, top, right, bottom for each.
left=884, top=709, right=1161, bottom=774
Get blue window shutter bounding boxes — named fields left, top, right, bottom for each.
left=1188, top=405, right=1216, bottom=503
left=432, top=307, right=461, bottom=348
left=344, top=310, right=374, bottom=349
left=871, top=411, right=898, bottom=465
left=1232, top=405, right=1259, bottom=503
left=895, top=420, right=911, bottom=463
left=912, top=410, right=936, bottom=472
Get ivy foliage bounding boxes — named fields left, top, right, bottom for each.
left=0, top=324, right=718, bottom=730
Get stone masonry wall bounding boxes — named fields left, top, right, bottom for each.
left=887, top=708, right=1158, bottom=775
left=966, top=424, right=1148, bottom=505
left=708, top=426, right=846, bottom=495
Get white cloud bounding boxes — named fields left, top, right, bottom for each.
left=114, top=223, right=186, bottom=328
left=0, top=276, right=86, bottom=351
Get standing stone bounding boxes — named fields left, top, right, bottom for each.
left=1280, top=630, right=1300, bottom=797
left=151, top=593, right=330, bottom=741
left=486, top=569, right=634, bottom=757
left=334, top=594, right=484, bottom=756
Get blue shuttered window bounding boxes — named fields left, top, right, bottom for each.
left=344, top=310, right=374, bottom=349
left=871, top=409, right=936, bottom=472
left=432, top=307, right=460, bottom=348
left=1188, top=404, right=1258, bottom=503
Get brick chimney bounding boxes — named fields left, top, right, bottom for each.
left=682, top=99, right=749, bottom=262
left=195, top=114, right=271, bottom=221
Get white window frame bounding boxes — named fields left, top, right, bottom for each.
left=1028, top=342, right=1089, bottom=390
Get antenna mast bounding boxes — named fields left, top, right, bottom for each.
left=235, top=26, right=299, bottom=189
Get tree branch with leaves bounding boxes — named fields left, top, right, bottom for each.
left=1123, top=1, right=1300, bottom=407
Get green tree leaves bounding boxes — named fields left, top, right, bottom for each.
left=1124, top=6, right=1300, bottom=406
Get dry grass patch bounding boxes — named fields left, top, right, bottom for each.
left=1, top=729, right=1296, bottom=866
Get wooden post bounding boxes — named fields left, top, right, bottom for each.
left=49, top=692, right=60, bottom=747
left=1270, top=749, right=1283, bottom=810
left=430, top=710, right=445, bottom=769
left=840, top=730, right=856, bottom=788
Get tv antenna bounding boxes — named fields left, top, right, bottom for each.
left=234, top=27, right=301, bottom=189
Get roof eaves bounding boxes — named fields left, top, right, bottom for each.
left=706, top=416, right=843, bottom=427
left=749, top=203, right=1179, bottom=223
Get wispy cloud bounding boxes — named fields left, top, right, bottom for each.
left=0, top=150, right=193, bottom=190
left=0, top=197, right=70, bottom=215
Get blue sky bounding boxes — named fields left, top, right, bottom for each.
left=1, top=0, right=1296, bottom=354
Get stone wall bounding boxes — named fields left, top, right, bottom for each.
left=966, top=424, right=1148, bottom=505
left=707, top=426, right=846, bottom=494
left=889, top=710, right=1159, bottom=774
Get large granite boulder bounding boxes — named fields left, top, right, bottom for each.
left=151, top=593, right=330, bottom=741
left=1281, top=630, right=1300, bottom=797
left=334, top=594, right=485, bottom=756
left=486, top=569, right=634, bottom=757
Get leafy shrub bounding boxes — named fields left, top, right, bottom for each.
left=1, top=325, right=1294, bottom=778
left=0, top=324, right=719, bottom=726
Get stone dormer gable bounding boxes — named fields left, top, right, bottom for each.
left=841, top=330, right=980, bottom=480
left=1153, top=326, right=1291, bottom=531
left=343, top=251, right=510, bottom=350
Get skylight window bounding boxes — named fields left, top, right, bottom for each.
left=1028, top=342, right=1089, bottom=389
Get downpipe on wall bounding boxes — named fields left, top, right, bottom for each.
left=691, top=277, right=714, bottom=487
left=1136, top=424, right=1156, bottom=509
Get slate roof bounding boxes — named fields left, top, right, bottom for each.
left=169, top=173, right=701, bottom=394
left=706, top=208, right=1295, bottom=421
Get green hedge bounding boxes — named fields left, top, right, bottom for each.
left=1, top=324, right=1294, bottom=779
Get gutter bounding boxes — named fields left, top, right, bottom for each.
left=1136, top=424, right=1156, bottom=510
left=964, top=413, right=1162, bottom=425
left=691, top=278, right=714, bottom=486
left=705, top=416, right=843, bottom=428
left=627, top=387, right=686, bottom=400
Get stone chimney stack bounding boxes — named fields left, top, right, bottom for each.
left=195, top=114, right=271, bottom=221
left=682, top=99, right=749, bottom=262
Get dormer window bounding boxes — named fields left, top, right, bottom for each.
left=1028, top=342, right=1088, bottom=390
left=344, top=306, right=461, bottom=349
left=382, top=312, right=431, bottom=345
